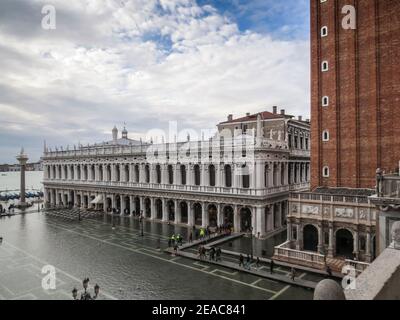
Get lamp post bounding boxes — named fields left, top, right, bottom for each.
left=249, top=226, right=253, bottom=259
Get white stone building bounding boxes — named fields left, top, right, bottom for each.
left=42, top=109, right=310, bottom=237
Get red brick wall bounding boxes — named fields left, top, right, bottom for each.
left=311, top=0, right=400, bottom=190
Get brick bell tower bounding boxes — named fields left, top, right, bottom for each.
left=310, top=0, right=400, bottom=190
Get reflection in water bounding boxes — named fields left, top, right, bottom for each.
left=0, top=212, right=312, bottom=300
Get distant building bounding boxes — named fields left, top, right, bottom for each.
left=0, top=161, right=42, bottom=172
left=42, top=109, right=310, bottom=237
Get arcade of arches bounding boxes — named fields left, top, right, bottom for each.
left=286, top=220, right=376, bottom=262
left=45, top=188, right=288, bottom=236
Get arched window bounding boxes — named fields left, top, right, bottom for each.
left=209, top=165, right=215, bottom=187
left=145, top=165, right=150, bottom=183
left=168, top=165, right=173, bottom=184
left=194, top=164, right=201, bottom=186
left=322, top=96, right=329, bottom=107
left=321, top=61, right=329, bottom=72
left=242, top=164, right=250, bottom=189
left=321, top=26, right=328, bottom=37
left=156, top=165, right=161, bottom=184
left=323, top=166, right=329, bottom=177
left=322, top=130, right=330, bottom=141
left=135, top=165, right=140, bottom=182
left=264, top=164, right=269, bottom=187
left=180, top=165, right=186, bottom=185
left=225, top=164, right=232, bottom=187
left=91, top=165, right=96, bottom=181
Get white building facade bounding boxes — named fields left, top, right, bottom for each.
left=42, top=110, right=310, bottom=237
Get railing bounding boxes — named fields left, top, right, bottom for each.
left=42, top=137, right=290, bottom=159
left=42, top=179, right=309, bottom=197
left=345, top=259, right=370, bottom=277
left=274, top=241, right=326, bottom=265
left=290, top=192, right=371, bottom=205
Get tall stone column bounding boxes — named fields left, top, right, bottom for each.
left=318, top=224, right=324, bottom=253
left=296, top=224, right=303, bottom=250
left=366, top=231, right=372, bottom=262
left=287, top=220, right=292, bottom=241
left=234, top=205, right=240, bottom=232
left=217, top=203, right=222, bottom=226
left=174, top=199, right=180, bottom=224
left=328, top=225, right=334, bottom=257
left=162, top=198, right=168, bottom=222
left=256, top=206, right=265, bottom=237
left=16, top=148, right=29, bottom=208
left=188, top=201, right=194, bottom=226
left=120, top=195, right=126, bottom=215
left=130, top=196, right=135, bottom=216
left=150, top=198, right=156, bottom=220
left=202, top=202, right=207, bottom=227
left=139, top=197, right=144, bottom=215
left=353, top=231, right=359, bottom=260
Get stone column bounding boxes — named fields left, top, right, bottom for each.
left=366, top=231, right=372, bottom=262
left=16, top=148, right=28, bottom=207
left=174, top=199, right=180, bottom=224
left=120, top=195, right=126, bottom=215
left=188, top=201, right=194, bottom=226
left=269, top=163, right=274, bottom=187
left=234, top=205, right=240, bottom=232
left=111, top=194, right=116, bottom=211
left=162, top=198, right=168, bottom=222
left=202, top=202, right=207, bottom=227
left=353, top=231, right=359, bottom=260
left=296, top=224, right=303, bottom=250
left=287, top=220, right=292, bottom=241
left=150, top=198, right=156, bottom=220
left=318, top=224, right=324, bottom=253
left=129, top=196, right=134, bottom=216
left=267, top=204, right=274, bottom=232
left=328, top=225, right=334, bottom=257
left=139, top=197, right=144, bottom=215
left=103, top=193, right=108, bottom=213
left=217, top=203, right=222, bottom=226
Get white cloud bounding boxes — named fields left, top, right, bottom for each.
left=0, top=0, right=309, bottom=163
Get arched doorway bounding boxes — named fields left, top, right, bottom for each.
left=223, top=206, right=234, bottom=228
left=167, top=200, right=175, bottom=222
left=144, top=198, right=151, bottom=218
left=155, top=199, right=163, bottom=220
left=194, top=203, right=202, bottom=226
left=208, top=204, right=218, bottom=227
left=240, top=207, right=252, bottom=232
left=115, top=195, right=121, bottom=212
left=123, top=196, right=130, bottom=215
left=303, top=225, right=318, bottom=252
left=336, top=229, right=354, bottom=258
left=134, top=197, right=140, bottom=215
left=180, top=201, right=188, bottom=224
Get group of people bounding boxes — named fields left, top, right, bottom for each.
left=198, top=246, right=222, bottom=262
left=168, top=234, right=183, bottom=253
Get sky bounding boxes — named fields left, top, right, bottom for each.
left=0, top=0, right=310, bottom=163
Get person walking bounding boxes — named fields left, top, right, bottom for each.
left=173, top=242, right=178, bottom=254
left=270, top=259, right=275, bottom=274
left=216, top=248, right=221, bottom=262
left=239, top=254, right=244, bottom=267
left=246, top=254, right=251, bottom=270
left=255, top=257, right=260, bottom=270
left=189, top=232, right=193, bottom=243
left=290, top=267, right=296, bottom=281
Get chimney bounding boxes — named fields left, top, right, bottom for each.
left=280, top=109, right=285, bottom=115
left=298, top=116, right=303, bottom=121
left=246, top=112, right=250, bottom=116
left=273, top=106, right=277, bottom=114
left=227, top=114, right=233, bottom=121
left=306, top=119, right=310, bottom=123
